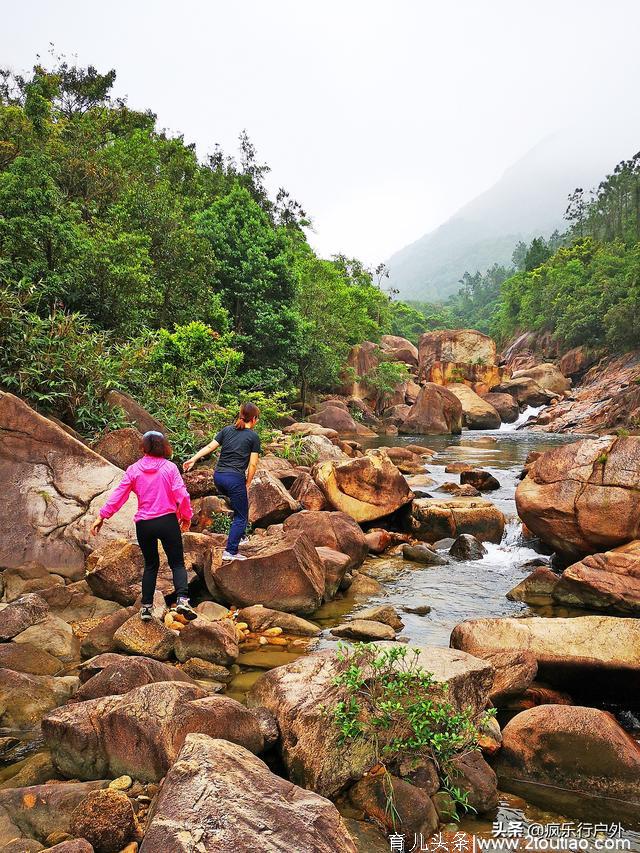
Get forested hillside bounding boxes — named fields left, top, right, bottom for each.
left=0, top=61, right=411, bottom=451
left=412, top=152, right=640, bottom=353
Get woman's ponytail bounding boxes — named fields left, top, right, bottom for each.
left=234, top=402, right=260, bottom=430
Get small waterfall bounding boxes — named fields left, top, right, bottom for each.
left=498, top=404, right=543, bottom=432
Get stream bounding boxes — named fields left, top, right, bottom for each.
left=230, top=423, right=640, bottom=848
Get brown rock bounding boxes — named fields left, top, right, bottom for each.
left=439, top=481, right=480, bottom=497
left=481, top=392, right=519, bottom=423
left=512, top=363, right=570, bottom=395
left=0, top=750, right=59, bottom=790
left=382, top=403, right=411, bottom=427
left=349, top=773, right=438, bottom=837
left=3, top=562, right=65, bottom=602
left=0, top=669, right=78, bottom=729
left=80, top=607, right=137, bottom=659
left=460, top=469, right=500, bottom=491
left=330, top=619, right=396, bottom=640
left=139, top=734, right=356, bottom=853
left=43, top=682, right=264, bottom=782
left=182, top=467, right=214, bottom=498
left=481, top=650, right=538, bottom=705
left=446, top=383, right=501, bottom=430
left=450, top=615, right=640, bottom=691
left=315, top=546, right=351, bottom=599
left=47, top=838, right=94, bottom=852
left=444, top=462, right=475, bottom=473
left=516, top=435, right=640, bottom=559
left=559, top=346, right=597, bottom=379
left=364, top=529, right=394, bottom=554
left=179, top=658, right=232, bottom=682
left=491, top=376, right=552, bottom=407
left=248, top=470, right=299, bottom=527
left=13, top=615, right=80, bottom=662
left=104, top=390, right=164, bottom=434
left=493, top=705, right=640, bottom=823
left=0, top=594, right=49, bottom=640
left=0, top=392, right=137, bottom=578
left=288, top=471, right=329, bottom=511
left=380, top=334, right=419, bottom=367
left=237, top=604, right=320, bottom=636
left=506, top=567, right=559, bottom=603
left=283, top=510, right=368, bottom=570
left=399, top=383, right=463, bottom=435
left=408, top=498, right=505, bottom=543
left=247, top=646, right=493, bottom=798
left=308, top=406, right=360, bottom=434
left=190, top=495, right=232, bottom=532
left=418, top=330, right=497, bottom=380
left=0, top=642, right=63, bottom=676
left=257, top=454, right=298, bottom=484
left=206, top=531, right=325, bottom=615
left=347, top=571, right=384, bottom=596
left=355, top=605, right=404, bottom=631
left=174, top=618, right=239, bottom=665
left=312, top=449, right=413, bottom=522
left=73, top=655, right=195, bottom=702
left=0, top=781, right=108, bottom=849
left=39, top=581, right=120, bottom=623
left=449, top=751, right=498, bottom=813
left=552, top=540, right=640, bottom=614
left=113, top=614, right=175, bottom=661
left=92, top=428, right=143, bottom=471
left=70, top=788, right=136, bottom=853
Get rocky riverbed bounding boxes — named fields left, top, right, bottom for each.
left=2, top=326, right=640, bottom=851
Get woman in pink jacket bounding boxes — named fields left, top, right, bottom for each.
left=90, top=431, right=197, bottom=622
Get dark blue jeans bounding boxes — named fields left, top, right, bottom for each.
left=214, top=470, right=249, bottom=555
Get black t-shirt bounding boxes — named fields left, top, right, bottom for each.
left=214, top=425, right=261, bottom=475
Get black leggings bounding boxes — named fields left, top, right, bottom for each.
left=135, top=513, right=188, bottom=605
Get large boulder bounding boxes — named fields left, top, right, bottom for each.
left=237, top=605, right=321, bottom=636
left=445, top=384, right=501, bottom=430
left=174, top=618, right=239, bottom=665
left=140, top=734, right=356, bottom=853
left=0, top=642, right=64, bottom=676
left=516, top=435, right=640, bottom=559
left=0, top=392, right=136, bottom=578
left=552, top=540, right=640, bottom=614
left=2, top=562, right=65, bottom=602
left=13, top=614, right=80, bottom=662
left=398, top=383, right=463, bottom=435
left=315, top=547, right=352, bottom=599
left=205, top=531, right=325, bottom=614
left=493, top=705, right=640, bottom=823
left=308, top=406, right=373, bottom=436
left=42, top=682, right=265, bottom=782
left=0, top=594, right=49, bottom=640
left=113, top=614, right=175, bottom=660
left=408, top=498, right=505, bottom=544
left=80, top=607, right=137, bottom=658
left=418, top=330, right=497, bottom=371
left=287, top=471, right=329, bottom=511
left=512, top=363, right=571, bottom=395
left=38, top=581, right=120, bottom=623
left=450, top=615, right=640, bottom=693
left=380, top=334, right=419, bottom=366
left=91, top=428, right=142, bottom=470
left=338, top=341, right=380, bottom=401
left=248, top=470, right=299, bottom=527
left=283, top=510, right=368, bottom=570
left=312, top=449, right=413, bottom=522
left=104, top=389, right=164, bottom=434
left=72, top=655, right=195, bottom=702
left=247, top=645, right=493, bottom=798
left=491, top=376, right=552, bottom=407
left=0, top=669, right=78, bottom=729
left=481, top=392, right=519, bottom=423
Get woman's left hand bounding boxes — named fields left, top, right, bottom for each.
left=90, top=517, right=104, bottom=536
left=179, top=518, right=191, bottom=533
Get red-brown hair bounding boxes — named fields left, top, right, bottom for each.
left=141, top=431, right=173, bottom=458
left=235, top=402, right=260, bottom=430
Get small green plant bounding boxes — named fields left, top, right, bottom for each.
left=349, top=406, right=364, bottom=423
left=275, top=433, right=319, bottom=467
left=616, top=427, right=630, bottom=437
left=208, top=512, right=233, bottom=534
left=596, top=452, right=608, bottom=464
left=327, top=643, right=488, bottom=826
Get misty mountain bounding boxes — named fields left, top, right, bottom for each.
left=386, top=126, right=640, bottom=302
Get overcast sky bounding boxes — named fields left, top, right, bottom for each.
left=4, top=0, right=640, bottom=265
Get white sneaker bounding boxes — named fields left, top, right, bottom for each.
left=222, top=551, right=247, bottom=561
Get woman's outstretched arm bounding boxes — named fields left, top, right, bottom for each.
left=183, top=439, right=219, bottom=472
left=90, top=470, right=134, bottom=535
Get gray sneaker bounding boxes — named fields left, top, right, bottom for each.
left=222, top=550, right=247, bottom=561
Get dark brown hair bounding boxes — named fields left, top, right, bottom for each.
left=234, top=402, right=260, bottom=430
left=141, top=431, right=173, bottom=458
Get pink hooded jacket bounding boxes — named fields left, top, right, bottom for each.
left=99, top=455, right=193, bottom=523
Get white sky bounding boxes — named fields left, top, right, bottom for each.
left=4, top=0, right=640, bottom=266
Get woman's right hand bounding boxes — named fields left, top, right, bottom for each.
left=183, top=459, right=195, bottom=472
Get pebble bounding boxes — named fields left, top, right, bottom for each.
left=110, top=774, right=133, bottom=791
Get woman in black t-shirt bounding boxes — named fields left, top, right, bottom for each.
left=183, top=403, right=261, bottom=561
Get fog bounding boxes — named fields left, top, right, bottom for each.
left=4, top=0, right=640, bottom=265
